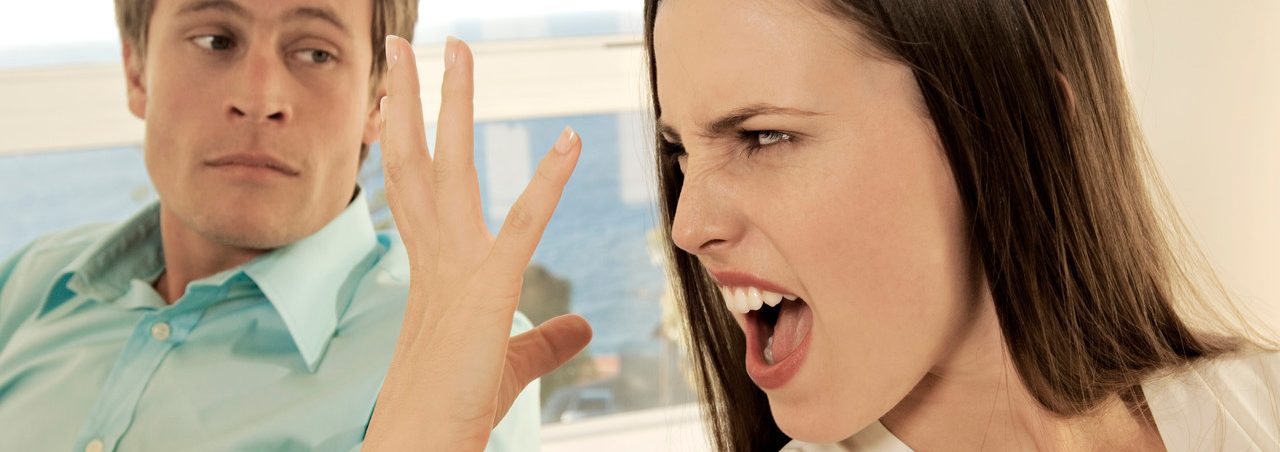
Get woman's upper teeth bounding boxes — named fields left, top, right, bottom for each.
left=717, top=285, right=798, bottom=314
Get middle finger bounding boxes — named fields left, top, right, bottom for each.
left=432, top=38, right=488, bottom=249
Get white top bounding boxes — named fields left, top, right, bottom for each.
left=783, top=352, right=1280, bottom=452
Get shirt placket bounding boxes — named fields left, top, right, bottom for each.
left=73, top=284, right=222, bottom=452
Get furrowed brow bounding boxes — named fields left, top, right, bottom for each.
left=659, top=104, right=824, bottom=143
left=702, top=104, right=823, bottom=137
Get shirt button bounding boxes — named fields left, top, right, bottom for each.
left=150, top=321, right=172, bottom=342
left=85, top=439, right=105, bottom=452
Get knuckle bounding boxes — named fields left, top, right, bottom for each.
left=532, top=164, right=562, bottom=186
left=432, top=165, right=452, bottom=185
left=441, top=81, right=473, bottom=99
left=382, top=156, right=408, bottom=182
left=503, top=203, right=536, bottom=233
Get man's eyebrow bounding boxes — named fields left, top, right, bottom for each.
left=658, top=104, right=825, bottom=142
left=286, top=6, right=349, bottom=34
left=176, top=0, right=349, bottom=34
left=178, top=0, right=248, bottom=18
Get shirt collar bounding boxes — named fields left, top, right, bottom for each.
left=42, top=190, right=379, bottom=372
left=241, top=192, right=379, bottom=371
left=50, top=203, right=165, bottom=308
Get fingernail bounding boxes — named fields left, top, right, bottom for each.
left=445, top=36, right=459, bottom=71
left=379, top=96, right=388, bottom=123
left=554, top=126, right=577, bottom=155
left=385, top=35, right=399, bottom=69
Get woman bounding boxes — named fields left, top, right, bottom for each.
left=363, top=1, right=1277, bottom=450
left=645, top=0, right=1278, bottom=450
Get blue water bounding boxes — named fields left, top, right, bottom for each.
left=0, top=112, right=666, bottom=355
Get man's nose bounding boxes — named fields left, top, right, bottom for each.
left=225, top=49, right=292, bottom=124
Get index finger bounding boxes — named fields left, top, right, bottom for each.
left=380, top=36, right=438, bottom=257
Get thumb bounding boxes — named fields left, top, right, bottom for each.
left=493, top=314, right=593, bottom=426
left=509, top=314, right=593, bottom=380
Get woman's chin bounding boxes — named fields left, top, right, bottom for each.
left=769, top=395, right=876, bottom=444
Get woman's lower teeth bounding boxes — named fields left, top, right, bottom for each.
left=764, top=335, right=775, bottom=365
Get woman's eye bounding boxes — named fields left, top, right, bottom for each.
left=293, top=49, right=335, bottom=64
left=755, top=131, right=792, bottom=147
left=192, top=35, right=235, bottom=51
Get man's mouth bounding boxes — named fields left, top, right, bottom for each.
left=206, top=153, right=300, bottom=176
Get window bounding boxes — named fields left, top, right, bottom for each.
left=5, top=2, right=1277, bottom=451
left=0, top=1, right=707, bottom=449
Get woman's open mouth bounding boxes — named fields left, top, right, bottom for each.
left=719, top=285, right=814, bottom=390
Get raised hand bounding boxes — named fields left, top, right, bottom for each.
left=362, top=35, right=593, bottom=451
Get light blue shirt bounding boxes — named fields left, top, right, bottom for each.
left=0, top=193, right=540, bottom=451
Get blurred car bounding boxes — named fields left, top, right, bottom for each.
left=542, top=382, right=620, bottom=423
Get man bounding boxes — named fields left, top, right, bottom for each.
left=0, top=1, right=540, bottom=450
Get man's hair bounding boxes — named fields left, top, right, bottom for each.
left=113, top=0, right=419, bottom=162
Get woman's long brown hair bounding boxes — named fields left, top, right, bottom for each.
left=644, top=1, right=1262, bottom=450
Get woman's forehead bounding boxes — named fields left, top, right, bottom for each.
left=652, top=0, right=873, bottom=130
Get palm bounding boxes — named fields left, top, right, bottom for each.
left=362, top=36, right=592, bottom=450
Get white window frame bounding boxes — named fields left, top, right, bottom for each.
left=0, top=34, right=648, bottom=156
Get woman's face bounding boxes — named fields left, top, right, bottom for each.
left=655, top=0, right=980, bottom=442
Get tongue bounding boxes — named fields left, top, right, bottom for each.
left=769, top=300, right=812, bottom=363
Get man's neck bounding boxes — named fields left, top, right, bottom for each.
left=153, top=206, right=267, bottom=304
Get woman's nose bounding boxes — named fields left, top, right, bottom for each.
left=670, top=170, right=741, bottom=257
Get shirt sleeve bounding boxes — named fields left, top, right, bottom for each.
left=484, top=310, right=541, bottom=452
left=0, top=242, right=35, bottom=347
left=0, top=243, right=36, bottom=314
left=0, top=244, right=31, bottom=296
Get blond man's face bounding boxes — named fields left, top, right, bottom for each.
left=125, top=0, right=382, bottom=249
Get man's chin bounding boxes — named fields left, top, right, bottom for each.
left=159, top=186, right=344, bottom=252
left=182, top=207, right=312, bottom=251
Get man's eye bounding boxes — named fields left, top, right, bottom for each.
left=755, top=131, right=792, bottom=147
left=293, top=49, right=336, bottom=64
left=192, top=35, right=235, bottom=51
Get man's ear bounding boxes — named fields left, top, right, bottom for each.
left=123, top=42, right=147, bottom=120
left=362, top=81, right=388, bottom=146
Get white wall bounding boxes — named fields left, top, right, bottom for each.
left=1113, top=1, right=1280, bottom=334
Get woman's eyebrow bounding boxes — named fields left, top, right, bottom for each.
left=658, top=104, right=824, bottom=142
left=658, top=123, right=682, bottom=143
left=703, top=104, right=825, bottom=136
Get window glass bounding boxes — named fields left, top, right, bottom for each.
left=0, top=112, right=697, bottom=425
